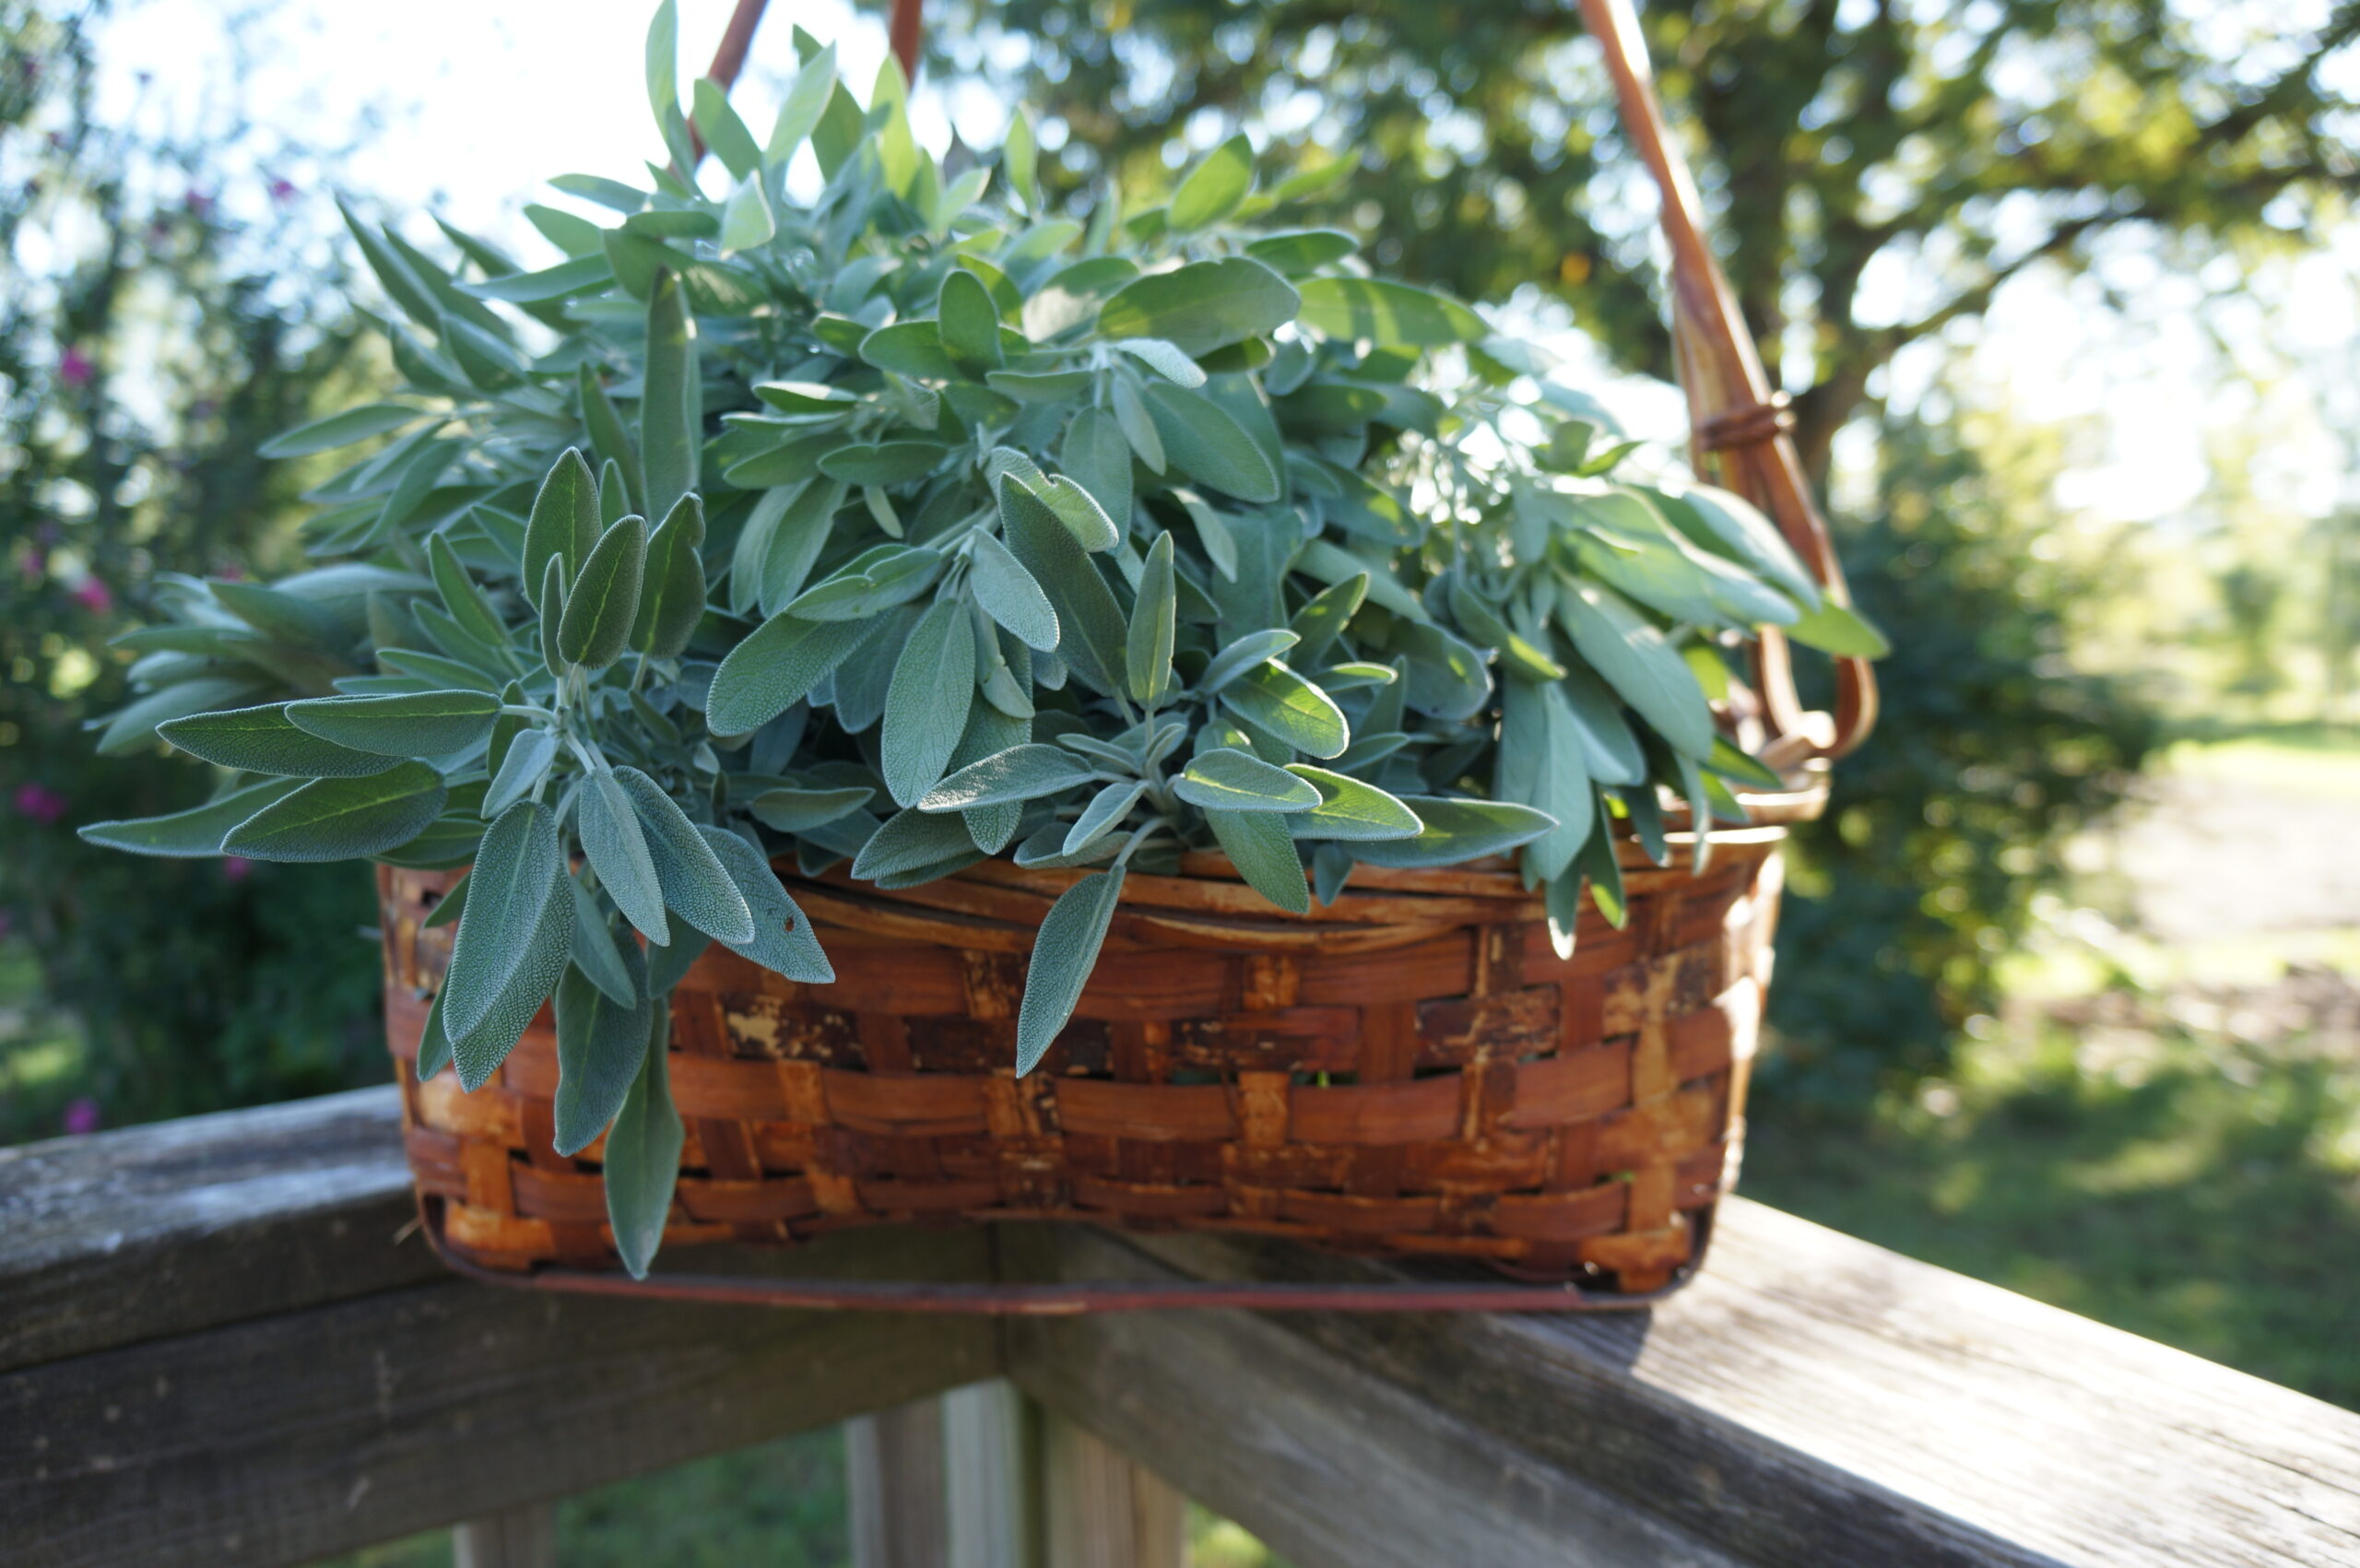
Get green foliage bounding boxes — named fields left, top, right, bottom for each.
left=77, top=18, right=1844, bottom=1267
left=939, top=0, right=2358, bottom=481
left=0, top=1, right=387, bottom=1134
left=1766, top=419, right=2158, bottom=1102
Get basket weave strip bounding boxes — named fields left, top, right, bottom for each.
left=382, top=827, right=1784, bottom=1293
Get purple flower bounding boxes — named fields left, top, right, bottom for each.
left=13, top=784, right=69, bottom=826
left=71, top=577, right=112, bottom=615
left=221, top=856, right=254, bottom=883
left=268, top=177, right=298, bottom=204
left=62, top=1098, right=101, bottom=1137
left=57, top=347, right=94, bottom=387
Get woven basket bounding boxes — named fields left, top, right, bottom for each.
left=379, top=0, right=1878, bottom=1307
left=384, top=792, right=1813, bottom=1297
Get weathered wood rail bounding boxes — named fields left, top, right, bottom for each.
left=4, top=1086, right=2357, bottom=1567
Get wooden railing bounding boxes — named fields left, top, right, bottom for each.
left=5, top=1086, right=2357, bottom=1567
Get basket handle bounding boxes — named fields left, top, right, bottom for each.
left=1575, top=0, right=1877, bottom=760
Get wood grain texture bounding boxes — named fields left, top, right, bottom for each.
left=11, top=1091, right=2360, bottom=1568
left=0, top=1087, right=428, bottom=1373
left=452, top=1504, right=555, bottom=1568
left=2, top=1227, right=997, bottom=1568
left=1009, top=1221, right=2360, bottom=1568
left=848, top=1397, right=950, bottom=1568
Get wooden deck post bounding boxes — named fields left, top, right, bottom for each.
left=451, top=1504, right=555, bottom=1568
left=851, top=1382, right=1187, bottom=1568
left=848, top=1397, right=950, bottom=1568
left=1043, top=1411, right=1188, bottom=1568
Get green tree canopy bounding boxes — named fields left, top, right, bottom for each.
left=923, top=0, right=2359, bottom=480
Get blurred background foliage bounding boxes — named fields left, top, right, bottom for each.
left=0, top=0, right=387, bottom=1138
left=6, top=0, right=2358, bottom=1557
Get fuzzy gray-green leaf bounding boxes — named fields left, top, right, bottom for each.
left=557, top=514, right=647, bottom=671
left=968, top=531, right=1060, bottom=652
left=615, top=765, right=755, bottom=945
left=159, top=702, right=397, bottom=778
left=284, top=689, right=500, bottom=759
left=77, top=777, right=304, bottom=858
left=631, top=493, right=707, bottom=658
left=1203, top=808, right=1310, bottom=914
left=553, top=940, right=653, bottom=1155
left=1175, top=748, right=1320, bottom=812
left=441, top=799, right=572, bottom=1088
left=219, top=762, right=447, bottom=862
left=523, top=448, right=599, bottom=608
left=602, top=1007, right=681, bottom=1279
left=881, top=597, right=977, bottom=808
left=1015, top=867, right=1125, bottom=1075
left=580, top=767, right=669, bottom=944
left=698, top=824, right=834, bottom=984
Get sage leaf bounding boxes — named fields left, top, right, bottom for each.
left=1559, top=664, right=1646, bottom=784
left=77, top=776, right=304, bottom=857
left=706, top=613, right=867, bottom=735
left=1095, top=257, right=1299, bottom=357
left=440, top=799, right=572, bottom=1087
left=998, top=474, right=1129, bottom=696
left=415, top=977, right=454, bottom=1081
left=919, top=743, right=1092, bottom=810
left=1203, top=808, right=1310, bottom=914
left=748, top=785, right=874, bottom=832
left=642, top=268, right=700, bottom=519
left=1060, top=407, right=1133, bottom=529
left=219, top=762, right=447, bottom=862
left=523, top=448, right=599, bottom=608
left=1112, top=337, right=1207, bottom=387
left=538, top=557, right=569, bottom=679
left=580, top=767, right=669, bottom=944
left=1175, top=748, right=1320, bottom=812
left=484, top=728, right=559, bottom=819
left=609, top=765, right=754, bottom=944
left=159, top=701, right=397, bottom=778
left=1351, top=796, right=1557, bottom=869
left=938, top=267, right=1004, bottom=374
left=1782, top=596, right=1893, bottom=658
left=579, top=367, right=648, bottom=515
left=1126, top=532, right=1176, bottom=704
left=1065, top=778, right=1148, bottom=855
left=1221, top=661, right=1349, bottom=759
left=1141, top=382, right=1280, bottom=503
left=569, top=878, right=641, bottom=1007
left=1200, top=628, right=1300, bottom=693
left=285, top=689, right=501, bottom=759
left=1110, top=374, right=1166, bottom=474
left=258, top=402, right=424, bottom=459
left=603, top=1007, right=681, bottom=1279
left=968, top=531, right=1060, bottom=652
left=631, top=493, right=707, bottom=659
left=553, top=941, right=654, bottom=1155
left=767, top=41, right=838, bottom=163
left=1555, top=580, right=1715, bottom=759
left=1296, top=277, right=1487, bottom=347
left=851, top=807, right=979, bottom=879
left=697, top=824, right=834, bottom=983
left=557, top=513, right=648, bottom=671
left=1015, top=867, right=1126, bottom=1075
left=1169, top=133, right=1255, bottom=230
left=1283, top=765, right=1422, bottom=841
left=881, top=597, right=977, bottom=808
left=429, top=531, right=508, bottom=652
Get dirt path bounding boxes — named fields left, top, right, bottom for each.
left=2104, top=771, right=2360, bottom=944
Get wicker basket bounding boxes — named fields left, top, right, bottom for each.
left=379, top=0, right=1878, bottom=1308
left=384, top=793, right=1813, bottom=1298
